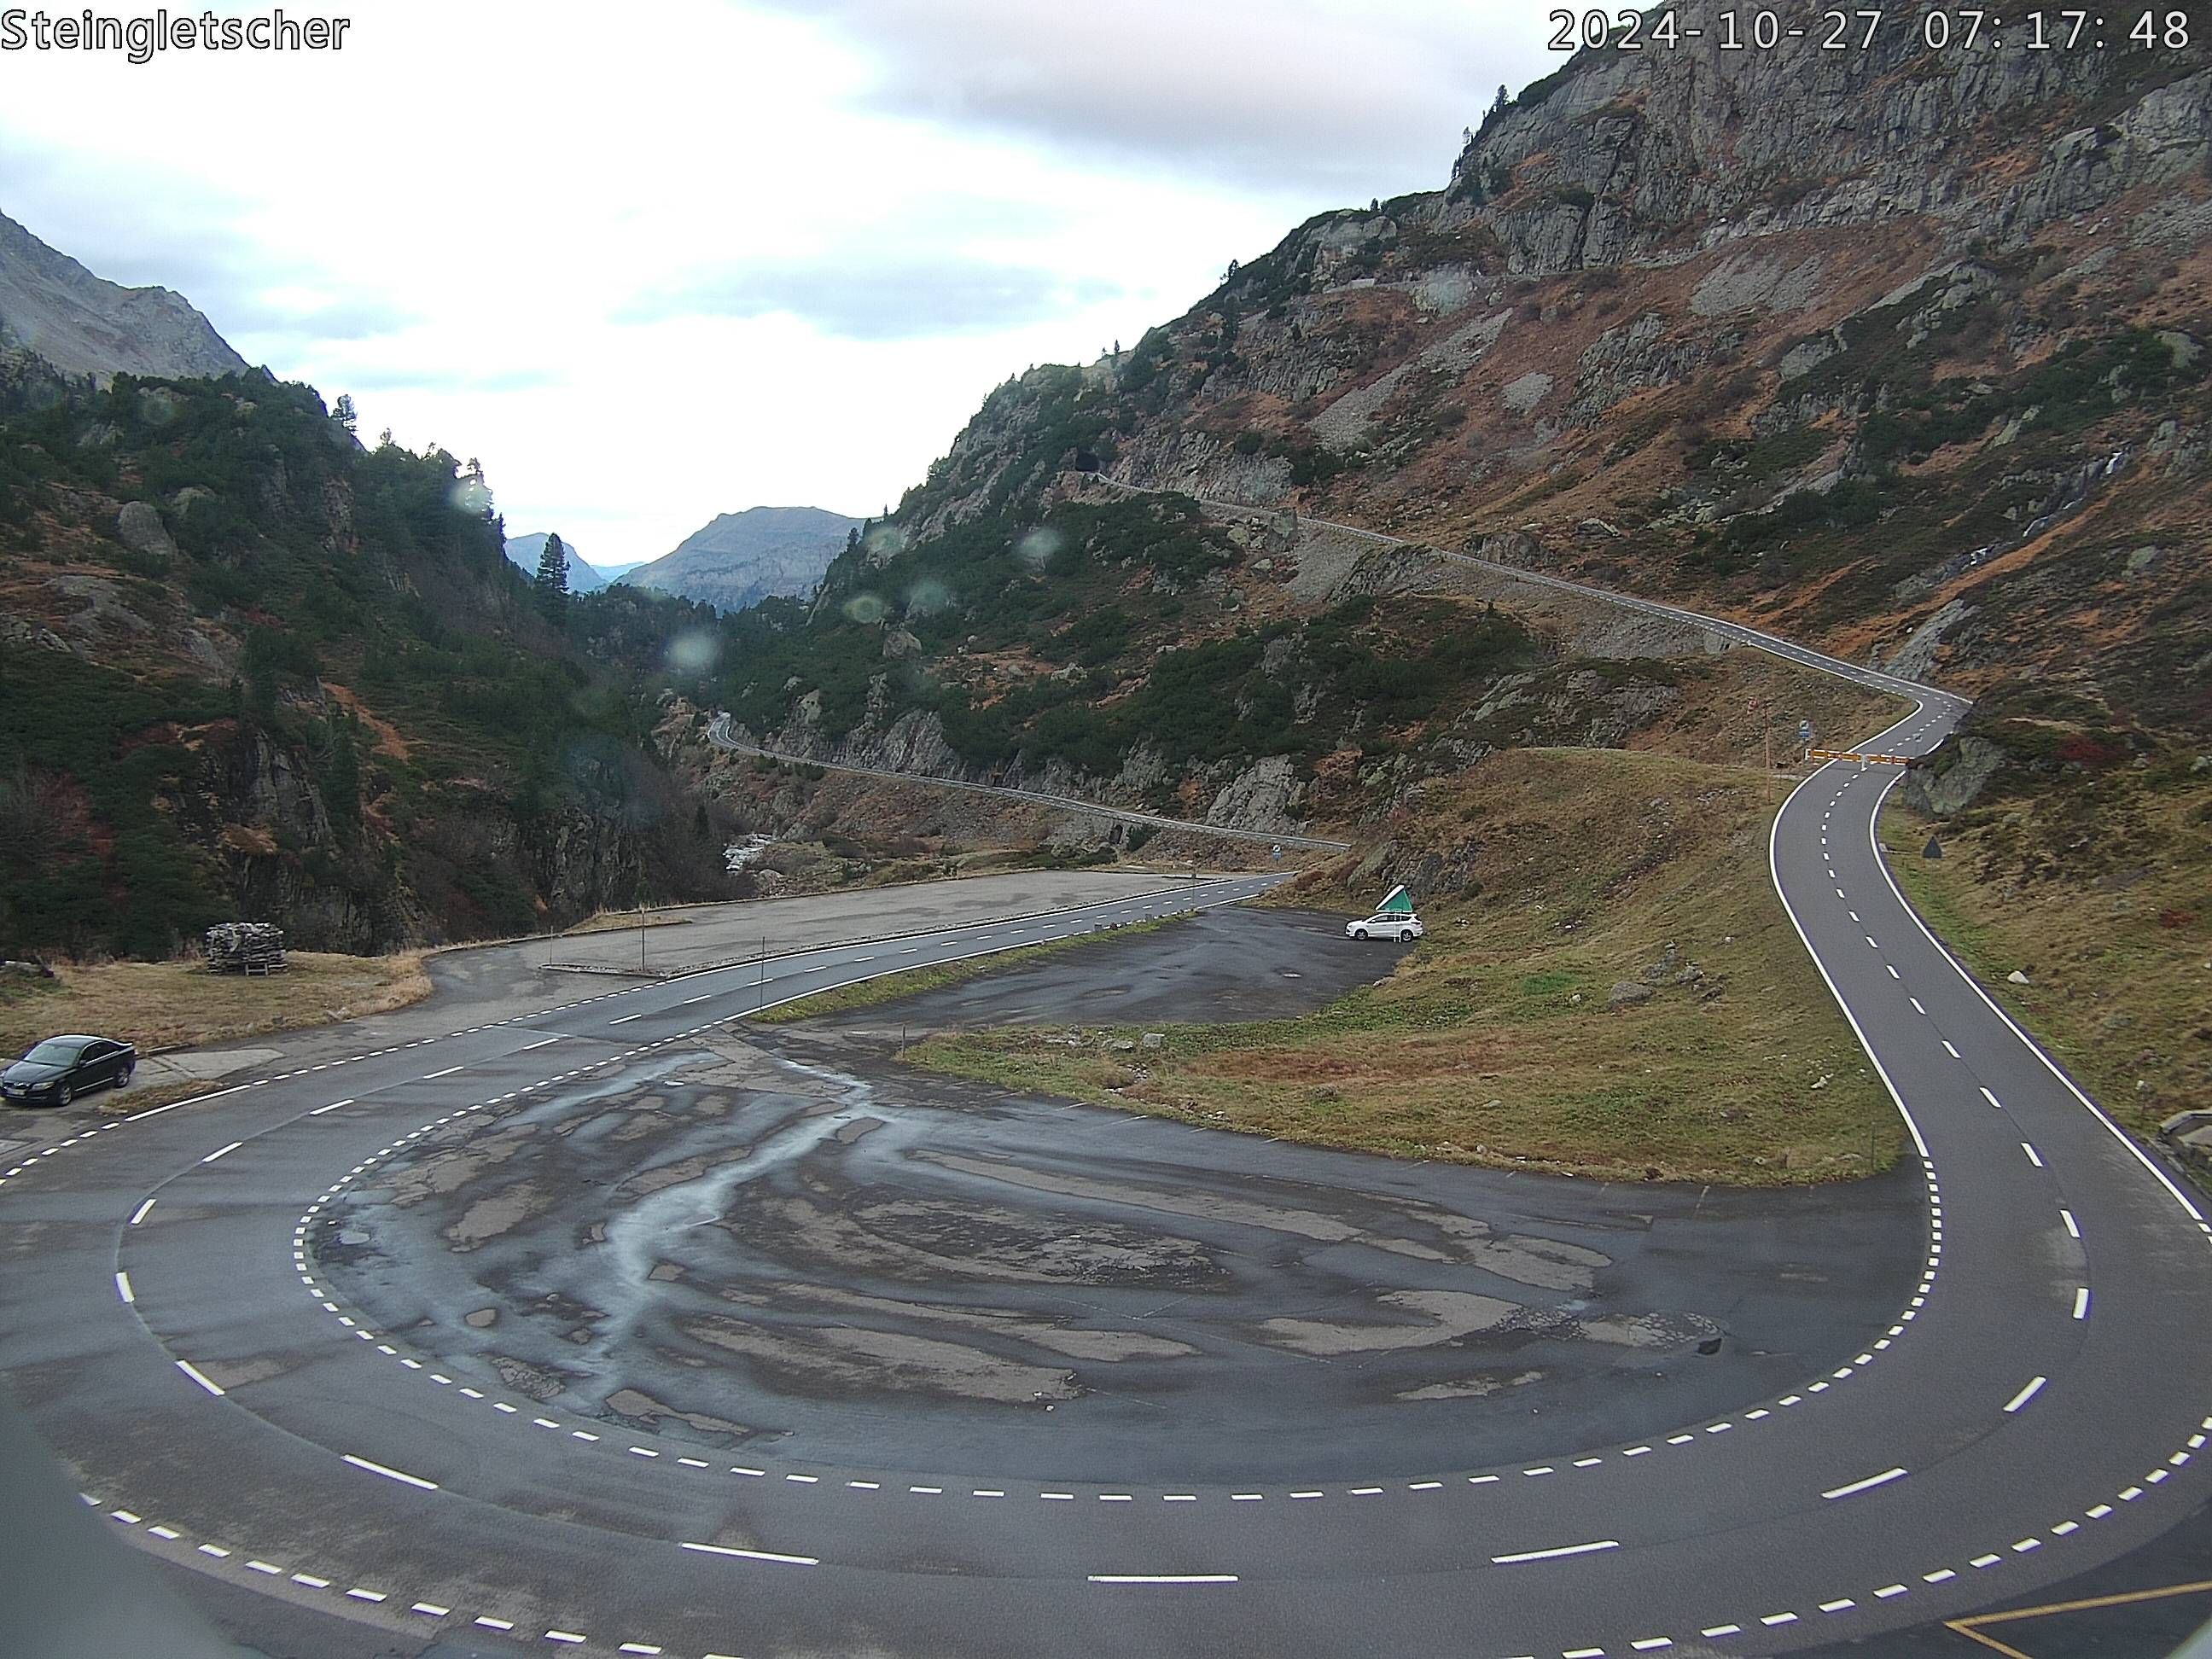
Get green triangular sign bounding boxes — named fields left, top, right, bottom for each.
left=1375, top=884, right=1415, bottom=915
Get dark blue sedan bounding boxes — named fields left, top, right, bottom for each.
left=3, top=1035, right=137, bottom=1108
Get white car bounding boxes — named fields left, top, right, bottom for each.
left=1346, top=912, right=1423, bottom=941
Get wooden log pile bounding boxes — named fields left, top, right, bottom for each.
left=203, top=922, right=287, bottom=975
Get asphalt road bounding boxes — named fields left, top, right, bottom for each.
left=704, top=713, right=1353, bottom=851
left=3, top=647, right=2209, bottom=1654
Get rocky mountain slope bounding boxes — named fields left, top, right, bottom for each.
left=708, top=22, right=2209, bottom=841
left=0, top=210, right=249, bottom=383
left=624, top=504, right=860, bottom=612
left=503, top=531, right=620, bottom=593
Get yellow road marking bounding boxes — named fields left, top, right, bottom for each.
left=1945, top=1577, right=2212, bottom=1656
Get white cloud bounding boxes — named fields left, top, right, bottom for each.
left=0, top=0, right=1559, bottom=563
left=744, top=0, right=1555, bottom=194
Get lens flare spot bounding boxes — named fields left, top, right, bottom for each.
left=905, top=578, right=953, bottom=617
left=843, top=593, right=888, bottom=624
left=664, top=629, right=719, bottom=675
left=1016, top=527, right=1064, bottom=568
left=447, top=477, right=492, bottom=515
left=864, top=524, right=908, bottom=560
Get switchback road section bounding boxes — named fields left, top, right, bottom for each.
left=1, top=554, right=2208, bottom=1656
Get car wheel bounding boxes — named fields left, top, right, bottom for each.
left=1400, top=928, right=1415, bottom=942
left=1351, top=928, right=1368, bottom=940
left=115, top=1064, right=133, bottom=1089
left=54, top=1084, right=71, bottom=1108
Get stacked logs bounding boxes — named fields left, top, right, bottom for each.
left=203, top=922, right=287, bottom=975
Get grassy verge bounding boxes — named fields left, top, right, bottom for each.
left=1880, top=771, right=2212, bottom=1144
left=560, top=910, right=696, bottom=936
left=754, top=920, right=1172, bottom=1023
left=0, top=951, right=429, bottom=1062
left=913, top=748, right=1901, bottom=1185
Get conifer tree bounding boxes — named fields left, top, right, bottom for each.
left=534, top=532, right=571, bottom=623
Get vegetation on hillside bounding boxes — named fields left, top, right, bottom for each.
left=717, top=478, right=1539, bottom=799
left=0, top=371, right=735, bottom=958
left=914, top=749, right=1901, bottom=1185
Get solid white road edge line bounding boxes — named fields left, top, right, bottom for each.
left=1767, top=745, right=1936, bottom=1164
left=1862, top=771, right=2209, bottom=1226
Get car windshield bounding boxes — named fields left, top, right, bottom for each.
left=23, top=1039, right=85, bottom=1065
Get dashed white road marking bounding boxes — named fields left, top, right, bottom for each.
left=341, top=1453, right=439, bottom=1491
left=175, top=1360, right=225, bottom=1396
left=1942, top=1040, right=1961, bottom=1057
left=114, top=1272, right=133, bottom=1304
left=1492, top=1539, right=1619, bottom=1565
left=1087, top=1574, right=1239, bottom=1586
left=2061, top=1208, right=2081, bottom=1239
left=128, top=1198, right=155, bottom=1225
left=2074, top=1287, right=2092, bottom=1319
left=1822, top=1466, right=1907, bottom=1500
left=2004, top=1376, right=2047, bottom=1414
left=608, top=1013, right=643, bottom=1026
left=2022, top=1141, right=2045, bottom=1168
left=680, top=1541, right=819, bottom=1567
left=422, top=1066, right=464, bottom=1080
left=200, top=1140, right=244, bottom=1164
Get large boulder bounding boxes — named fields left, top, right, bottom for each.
left=114, top=500, right=178, bottom=561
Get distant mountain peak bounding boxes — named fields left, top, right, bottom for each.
left=0, top=209, right=250, bottom=383
left=620, top=505, right=861, bottom=613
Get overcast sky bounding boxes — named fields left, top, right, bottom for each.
left=0, top=0, right=1557, bottom=566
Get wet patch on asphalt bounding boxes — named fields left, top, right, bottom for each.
left=311, top=1017, right=1923, bottom=1487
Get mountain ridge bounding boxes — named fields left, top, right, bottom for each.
left=0, top=208, right=250, bottom=384
left=689, top=23, right=2209, bottom=862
